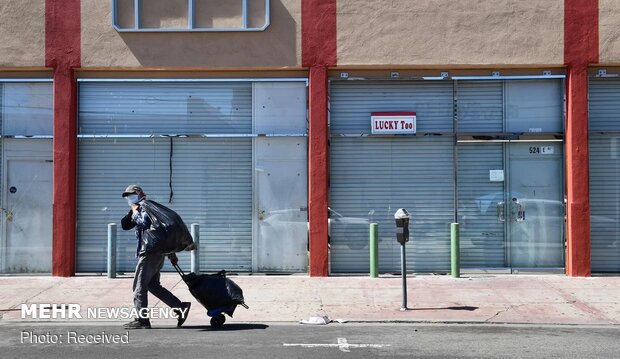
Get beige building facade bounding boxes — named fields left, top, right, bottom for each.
left=0, top=0, right=617, bottom=277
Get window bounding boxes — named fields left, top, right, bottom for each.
left=112, top=0, right=270, bottom=32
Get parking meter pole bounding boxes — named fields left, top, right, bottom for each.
left=370, top=223, right=378, bottom=278
left=395, top=208, right=410, bottom=311
left=191, top=223, right=200, bottom=274
left=451, top=223, right=460, bottom=278
left=401, top=243, right=407, bottom=311
left=107, top=223, right=117, bottom=279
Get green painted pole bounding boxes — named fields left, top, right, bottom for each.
left=451, top=223, right=460, bottom=278
left=370, top=223, right=378, bottom=278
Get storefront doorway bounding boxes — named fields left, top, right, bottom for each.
left=2, top=141, right=53, bottom=273
left=457, top=142, right=564, bottom=270
left=0, top=82, right=54, bottom=273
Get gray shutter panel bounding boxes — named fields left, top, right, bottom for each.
left=589, top=78, right=620, bottom=132
left=173, top=138, right=253, bottom=272
left=79, top=82, right=252, bottom=135
left=77, top=137, right=253, bottom=272
left=77, top=138, right=175, bottom=272
left=589, top=136, right=620, bottom=272
left=457, top=143, right=505, bottom=267
left=329, top=137, right=454, bottom=273
left=329, top=81, right=455, bottom=273
left=456, top=81, right=503, bottom=133
left=77, top=82, right=254, bottom=273
left=588, top=78, right=620, bottom=272
left=329, top=81, right=454, bottom=134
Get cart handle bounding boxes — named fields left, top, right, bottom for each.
left=172, top=262, right=187, bottom=280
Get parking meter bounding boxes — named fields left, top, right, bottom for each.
left=394, top=208, right=410, bottom=311
left=394, top=208, right=410, bottom=244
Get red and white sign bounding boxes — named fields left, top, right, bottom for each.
left=371, top=112, right=416, bottom=135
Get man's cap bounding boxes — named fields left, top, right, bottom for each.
left=122, top=184, right=143, bottom=197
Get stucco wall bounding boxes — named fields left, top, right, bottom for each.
left=337, top=0, right=564, bottom=66
left=600, top=0, right=620, bottom=63
left=0, top=0, right=45, bottom=67
left=81, top=0, right=300, bottom=68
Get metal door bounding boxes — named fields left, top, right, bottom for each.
left=507, top=143, right=564, bottom=268
left=457, top=142, right=564, bottom=270
left=255, top=137, right=308, bottom=272
left=3, top=159, right=53, bottom=272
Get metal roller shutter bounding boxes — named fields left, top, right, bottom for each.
left=589, top=78, right=620, bottom=132
left=77, top=137, right=253, bottom=273
left=77, top=137, right=174, bottom=272
left=165, top=138, right=253, bottom=272
left=589, top=136, right=620, bottom=272
left=456, top=143, right=505, bottom=267
left=78, top=82, right=252, bottom=135
left=588, top=78, right=620, bottom=272
left=456, top=81, right=503, bottom=133
left=330, top=81, right=453, bottom=134
left=77, top=82, right=253, bottom=273
left=329, top=137, right=454, bottom=273
left=329, top=80, right=454, bottom=273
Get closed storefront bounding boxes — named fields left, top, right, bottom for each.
left=456, top=79, right=565, bottom=271
left=588, top=77, right=620, bottom=272
left=2, top=0, right=609, bottom=277
left=77, top=80, right=307, bottom=273
left=329, top=77, right=565, bottom=274
left=0, top=81, right=53, bottom=273
left=329, top=80, right=455, bottom=273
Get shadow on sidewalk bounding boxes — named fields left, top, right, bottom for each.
left=413, top=306, right=478, bottom=311
left=178, top=324, right=269, bottom=331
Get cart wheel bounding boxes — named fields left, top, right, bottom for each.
left=210, top=314, right=226, bottom=327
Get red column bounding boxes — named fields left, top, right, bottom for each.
left=565, top=64, right=591, bottom=276
left=302, top=0, right=336, bottom=276
left=564, top=0, right=598, bottom=276
left=308, top=66, right=329, bottom=276
left=46, top=0, right=80, bottom=277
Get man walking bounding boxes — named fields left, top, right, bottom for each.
left=121, top=185, right=191, bottom=329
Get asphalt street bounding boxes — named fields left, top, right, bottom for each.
left=1, top=323, right=619, bottom=358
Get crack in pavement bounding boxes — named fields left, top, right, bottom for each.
left=484, top=301, right=582, bottom=323
left=485, top=305, right=513, bottom=322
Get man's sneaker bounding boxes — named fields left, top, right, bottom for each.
left=174, top=302, right=191, bottom=327
left=123, top=319, right=151, bottom=329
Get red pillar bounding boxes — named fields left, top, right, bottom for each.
left=564, top=0, right=598, bottom=276
left=308, top=66, right=330, bottom=276
left=565, top=64, right=591, bottom=277
left=302, top=0, right=336, bottom=276
left=46, top=0, right=80, bottom=277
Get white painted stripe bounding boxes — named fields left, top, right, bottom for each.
left=283, top=337, right=390, bottom=353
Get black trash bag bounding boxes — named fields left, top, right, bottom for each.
left=139, top=199, right=196, bottom=255
left=184, top=271, right=245, bottom=312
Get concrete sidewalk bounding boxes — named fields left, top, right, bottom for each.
left=1, top=274, right=619, bottom=326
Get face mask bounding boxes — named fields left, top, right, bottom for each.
left=126, top=194, right=140, bottom=205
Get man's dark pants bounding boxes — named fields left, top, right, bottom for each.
left=133, top=252, right=182, bottom=317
